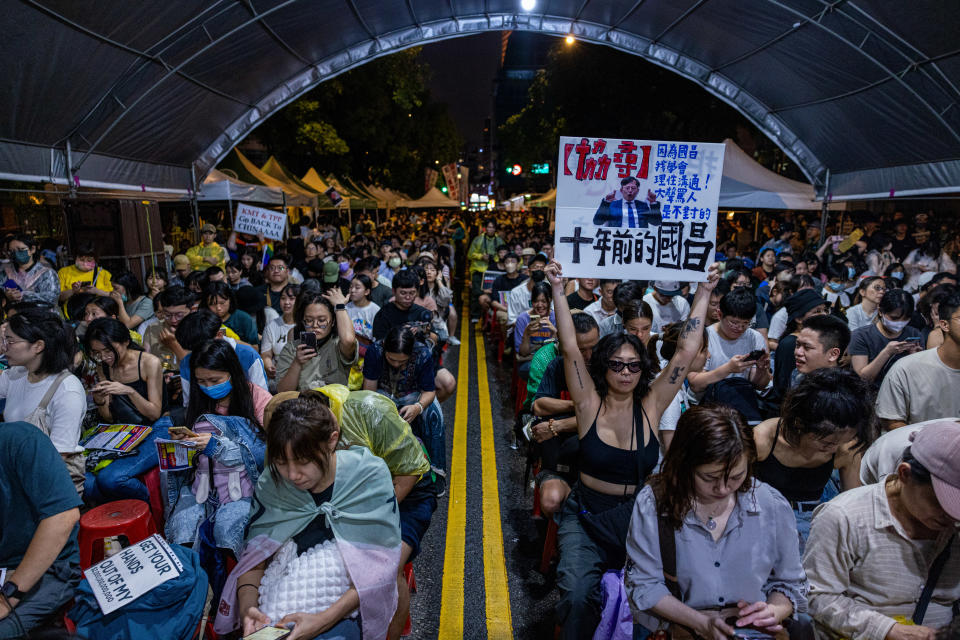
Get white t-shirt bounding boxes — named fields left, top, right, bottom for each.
left=264, top=306, right=280, bottom=326
left=768, top=307, right=788, bottom=342
left=642, top=292, right=690, bottom=334
left=704, top=325, right=767, bottom=380
left=584, top=300, right=616, bottom=327
left=876, top=348, right=960, bottom=424
left=859, top=418, right=958, bottom=485
left=0, top=367, right=86, bottom=453
left=507, top=282, right=532, bottom=326
left=346, top=301, right=380, bottom=339
left=845, top=304, right=877, bottom=332
left=261, top=315, right=296, bottom=357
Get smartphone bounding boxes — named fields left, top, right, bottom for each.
left=744, top=349, right=765, bottom=362
left=301, top=332, right=317, bottom=350
left=3, top=279, right=20, bottom=291
left=905, top=336, right=922, bottom=343
left=243, top=627, right=291, bottom=640
left=529, top=314, right=541, bottom=322
left=168, top=426, right=198, bottom=438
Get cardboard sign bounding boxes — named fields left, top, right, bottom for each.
left=84, top=535, right=183, bottom=614
left=554, top=137, right=725, bottom=281
left=235, top=203, right=287, bottom=241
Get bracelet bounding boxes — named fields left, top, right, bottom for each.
left=548, top=420, right=558, bottom=437
left=238, top=584, right=259, bottom=592
left=415, top=401, right=424, bottom=413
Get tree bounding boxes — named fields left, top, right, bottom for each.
left=252, top=48, right=463, bottom=196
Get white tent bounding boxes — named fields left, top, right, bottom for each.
left=396, top=187, right=459, bottom=209
left=719, top=139, right=844, bottom=210
left=199, top=169, right=285, bottom=205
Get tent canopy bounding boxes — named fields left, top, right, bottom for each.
left=397, top=187, right=459, bottom=208
left=217, top=150, right=316, bottom=207
left=199, top=169, right=286, bottom=205
left=1, top=2, right=958, bottom=200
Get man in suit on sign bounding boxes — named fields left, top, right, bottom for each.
left=592, top=176, right=661, bottom=228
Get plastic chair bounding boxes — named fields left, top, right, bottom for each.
left=540, top=518, right=558, bottom=574
left=78, top=499, right=157, bottom=569
left=139, top=467, right=166, bottom=532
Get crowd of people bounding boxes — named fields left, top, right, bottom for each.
left=0, top=205, right=959, bottom=640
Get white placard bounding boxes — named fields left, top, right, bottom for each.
left=84, top=534, right=183, bottom=614
left=235, top=203, right=287, bottom=241
left=554, top=136, right=725, bottom=281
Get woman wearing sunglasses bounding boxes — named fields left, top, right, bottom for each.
left=545, top=259, right=720, bottom=639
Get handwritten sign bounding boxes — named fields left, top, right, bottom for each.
left=235, top=203, right=287, bottom=241
left=554, top=137, right=725, bottom=281
left=84, top=534, right=183, bottom=614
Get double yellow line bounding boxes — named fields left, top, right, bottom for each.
left=438, top=303, right=513, bottom=638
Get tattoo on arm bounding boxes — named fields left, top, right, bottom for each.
left=680, top=317, right=701, bottom=339
left=668, top=366, right=685, bottom=384
left=573, top=360, right=584, bottom=389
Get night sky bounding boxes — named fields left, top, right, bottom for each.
left=419, top=32, right=504, bottom=149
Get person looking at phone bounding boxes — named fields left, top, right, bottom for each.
left=515, top=282, right=557, bottom=366
left=803, top=422, right=960, bottom=640
left=202, top=281, right=259, bottom=347
left=754, top=368, right=876, bottom=552
left=506, top=253, right=550, bottom=328
left=687, top=287, right=771, bottom=394
left=849, top=288, right=924, bottom=389
left=2, top=233, right=59, bottom=309
left=276, top=288, right=357, bottom=393
left=261, top=284, right=300, bottom=381
left=876, top=292, right=960, bottom=429
left=624, top=405, right=808, bottom=639
left=142, top=285, right=195, bottom=365
left=370, top=269, right=433, bottom=342
left=546, top=258, right=720, bottom=638
left=214, top=396, right=399, bottom=640
left=57, top=243, right=113, bottom=305
left=165, top=339, right=268, bottom=557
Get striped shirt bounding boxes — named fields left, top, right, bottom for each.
left=803, top=480, right=960, bottom=640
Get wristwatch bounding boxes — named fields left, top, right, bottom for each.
left=334, top=303, right=347, bottom=311
left=1, top=581, right=25, bottom=601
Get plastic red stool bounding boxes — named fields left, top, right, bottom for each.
left=78, top=499, right=157, bottom=569
left=139, top=467, right=165, bottom=532
left=404, top=562, right=416, bottom=593
left=540, top=518, right=558, bottom=574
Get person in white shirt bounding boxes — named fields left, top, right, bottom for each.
left=643, top=281, right=690, bottom=334
left=845, top=275, right=886, bottom=331
left=261, top=283, right=299, bottom=380
left=0, top=309, right=86, bottom=492
left=583, top=279, right=619, bottom=327
left=688, top=287, right=770, bottom=394
left=859, top=418, right=959, bottom=485
left=506, top=255, right=549, bottom=327
left=345, top=274, right=380, bottom=341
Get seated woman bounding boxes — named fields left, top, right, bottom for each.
left=261, top=283, right=299, bottom=381
left=624, top=405, right=808, bottom=639
left=515, top=281, right=557, bottom=375
left=754, top=367, right=877, bottom=552
left=276, top=287, right=357, bottom=392
left=202, top=281, right=259, bottom=347
left=546, top=259, right=719, bottom=639
left=0, top=308, right=86, bottom=493
left=110, top=270, right=156, bottom=330
left=83, top=317, right=169, bottom=504
left=84, top=295, right=143, bottom=345
left=214, top=395, right=401, bottom=640
left=421, top=256, right=458, bottom=346
left=845, top=275, right=886, bottom=332
left=165, top=340, right=270, bottom=557
left=362, top=325, right=445, bottom=471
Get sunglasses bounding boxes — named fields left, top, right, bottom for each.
left=608, top=360, right=643, bottom=373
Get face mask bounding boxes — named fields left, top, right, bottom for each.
left=505, top=262, right=517, bottom=274
left=199, top=379, right=232, bottom=400
left=339, top=261, right=349, bottom=272
left=827, top=282, right=844, bottom=292
left=881, top=315, right=910, bottom=333
left=847, top=267, right=856, bottom=279
left=530, top=270, right=545, bottom=283
left=388, top=258, right=401, bottom=269
left=121, top=294, right=129, bottom=302
left=891, top=271, right=905, bottom=281
left=12, top=249, right=29, bottom=265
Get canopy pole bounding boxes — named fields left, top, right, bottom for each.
left=818, top=169, right=831, bottom=246
left=65, top=141, right=77, bottom=199
left=191, top=167, right=202, bottom=244
left=754, top=210, right=760, bottom=242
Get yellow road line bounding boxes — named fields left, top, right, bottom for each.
left=437, top=300, right=471, bottom=639
left=476, top=330, right=514, bottom=638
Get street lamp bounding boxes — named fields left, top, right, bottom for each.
left=565, top=35, right=575, bottom=45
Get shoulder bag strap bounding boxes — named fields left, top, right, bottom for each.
left=38, top=371, right=71, bottom=412
left=657, top=506, right=681, bottom=601
left=913, top=534, right=955, bottom=624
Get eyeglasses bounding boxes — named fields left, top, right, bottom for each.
left=724, top=318, right=751, bottom=331
left=302, top=319, right=330, bottom=329
left=267, top=265, right=288, bottom=272
left=608, top=360, right=643, bottom=373
left=159, top=311, right=188, bottom=322
left=3, top=338, right=26, bottom=348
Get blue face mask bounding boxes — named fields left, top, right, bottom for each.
left=121, top=293, right=129, bottom=302
left=891, top=271, right=905, bottom=281
left=199, top=379, right=232, bottom=399
left=827, top=281, right=844, bottom=292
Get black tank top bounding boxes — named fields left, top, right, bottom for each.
left=579, top=401, right=659, bottom=486
left=106, top=351, right=168, bottom=424
left=756, top=420, right=834, bottom=503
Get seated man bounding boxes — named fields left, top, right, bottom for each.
left=142, top=285, right=195, bottom=365
left=529, top=312, right=599, bottom=517
left=687, top=286, right=771, bottom=395
left=642, top=280, right=690, bottom=334
left=0, top=422, right=82, bottom=639
left=876, top=292, right=960, bottom=429
left=490, top=252, right=527, bottom=334
left=860, top=418, right=960, bottom=485
left=804, top=422, right=960, bottom=640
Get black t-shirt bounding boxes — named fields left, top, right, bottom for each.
left=491, top=273, right=527, bottom=301
left=369, top=283, right=393, bottom=308
left=566, top=290, right=597, bottom=311
left=772, top=334, right=798, bottom=400
left=371, top=302, right=433, bottom=340
left=848, top=322, right=923, bottom=388
left=292, top=483, right=335, bottom=553
left=890, top=237, right=914, bottom=262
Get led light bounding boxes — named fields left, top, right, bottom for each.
left=565, top=35, right=575, bottom=45
left=520, top=0, right=536, bottom=11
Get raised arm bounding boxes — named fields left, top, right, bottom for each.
left=545, top=260, right=598, bottom=432
left=647, top=263, right=720, bottom=420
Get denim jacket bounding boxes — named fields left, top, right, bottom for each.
left=158, top=414, right=266, bottom=509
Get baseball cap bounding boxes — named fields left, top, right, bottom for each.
left=201, top=223, right=216, bottom=234
left=322, top=261, right=340, bottom=283
left=173, top=254, right=190, bottom=269
left=521, top=247, right=536, bottom=257
left=910, top=421, right=960, bottom=520
left=653, top=281, right=683, bottom=297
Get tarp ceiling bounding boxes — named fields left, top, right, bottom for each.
left=2, top=2, right=958, bottom=200
left=397, top=187, right=459, bottom=208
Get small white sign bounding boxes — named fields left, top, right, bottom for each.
left=84, top=534, right=183, bottom=614
left=235, top=203, right=287, bottom=241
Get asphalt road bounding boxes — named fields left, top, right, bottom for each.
left=408, top=321, right=561, bottom=640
